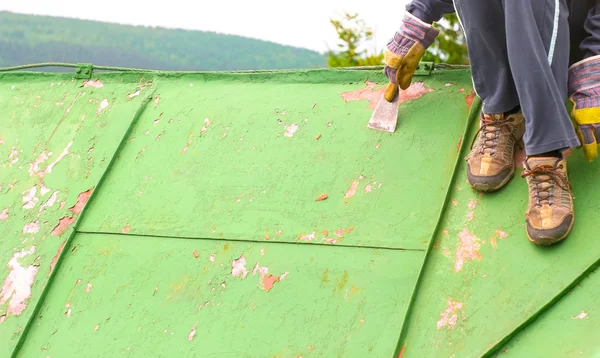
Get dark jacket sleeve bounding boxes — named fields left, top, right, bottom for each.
left=406, top=0, right=456, bottom=24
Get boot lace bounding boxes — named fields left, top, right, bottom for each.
left=470, top=115, right=520, bottom=155
left=521, top=162, right=571, bottom=207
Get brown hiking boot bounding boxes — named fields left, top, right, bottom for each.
left=521, top=157, right=574, bottom=246
left=466, top=112, right=525, bottom=192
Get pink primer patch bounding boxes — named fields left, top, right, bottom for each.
left=97, top=99, right=109, bottom=115
left=122, top=225, right=131, bottom=234
left=188, top=324, right=197, bottom=341
left=0, top=207, right=9, bottom=221
left=364, top=184, right=373, bottom=193
left=49, top=240, right=67, bottom=275
left=572, top=311, right=588, bottom=319
left=344, top=180, right=359, bottom=199
left=491, top=229, right=508, bottom=248
left=22, top=221, right=40, bottom=234
left=82, top=79, right=103, bottom=88
left=467, top=211, right=475, bottom=222
left=86, top=283, right=93, bottom=293
left=0, top=247, right=39, bottom=316
left=51, top=217, right=76, bottom=236
left=339, top=81, right=434, bottom=111
left=283, top=123, right=299, bottom=137
left=8, top=146, right=22, bottom=167
left=468, top=200, right=477, bottom=209
left=497, top=230, right=508, bottom=239
left=22, top=186, right=39, bottom=209
left=40, top=191, right=59, bottom=212
left=322, top=238, right=337, bottom=245
left=454, top=228, right=482, bottom=272
left=209, top=254, right=215, bottom=262
left=436, top=298, right=464, bottom=330
left=70, top=189, right=94, bottom=215
left=29, top=142, right=73, bottom=179
left=231, top=256, right=249, bottom=279
left=299, top=232, right=316, bottom=242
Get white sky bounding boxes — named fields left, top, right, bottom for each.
left=0, top=0, right=411, bottom=53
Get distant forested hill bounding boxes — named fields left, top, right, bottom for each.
left=0, top=11, right=326, bottom=71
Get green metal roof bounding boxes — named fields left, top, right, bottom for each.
left=0, top=63, right=598, bottom=357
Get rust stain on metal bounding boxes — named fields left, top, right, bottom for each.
left=490, top=229, right=508, bottom=248
left=437, top=298, right=464, bottom=330
left=49, top=240, right=67, bottom=275
left=69, top=188, right=94, bottom=215
left=315, top=193, right=328, bottom=201
left=465, top=90, right=476, bottom=110
left=344, top=180, right=359, bottom=199
left=51, top=217, right=75, bottom=236
left=454, top=228, right=482, bottom=272
left=0, top=247, right=39, bottom=316
left=339, top=81, right=434, bottom=111
left=397, top=347, right=406, bottom=358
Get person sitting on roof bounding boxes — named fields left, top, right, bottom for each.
left=384, top=0, right=600, bottom=246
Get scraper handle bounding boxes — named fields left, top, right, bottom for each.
left=383, top=82, right=399, bottom=102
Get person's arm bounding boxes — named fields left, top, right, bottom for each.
left=406, top=0, right=456, bottom=24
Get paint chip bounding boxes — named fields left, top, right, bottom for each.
left=437, top=298, right=464, bottom=330
left=69, top=189, right=94, bottom=215
left=344, top=180, right=359, bottom=199
left=316, top=194, right=328, bottom=201
left=299, top=232, right=316, bottom=242
left=193, top=250, right=199, bottom=258
left=22, top=186, right=39, bottom=209
left=454, top=228, right=482, bottom=272
left=0, top=207, right=8, bottom=221
left=231, top=256, right=249, bottom=279
left=86, top=283, right=93, bottom=293
left=82, top=79, right=103, bottom=88
left=51, top=217, right=76, bottom=236
left=188, top=324, right=197, bottom=341
left=572, top=311, right=588, bottom=319
left=22, top=221, right=40, bottom=234
left=97, top=99, right=109, bottom=114
left=0, top=247, right=39, bottom=316
left=49, top=241, right=66, bottom=275
left=283, top=123, right=299, bottom=137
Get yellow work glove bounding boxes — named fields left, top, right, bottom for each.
left=569, top=55, right=600, bottom=162
left=383, top=12, right=440, bottom=101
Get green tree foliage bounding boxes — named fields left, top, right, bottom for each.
left=327, top=13, right=469, bottom=68
left=0, top=11, right=326, bottom=71
left=423, top=14, right=469, bottom=65
left=326, top=13, right=384, bottom=67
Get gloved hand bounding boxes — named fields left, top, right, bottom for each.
left=383, top=12, right=440, bottom=101
left=568, top=55, right=600, bottom=162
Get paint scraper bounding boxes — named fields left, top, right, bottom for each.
left=367, top=82, right=400, bottom=133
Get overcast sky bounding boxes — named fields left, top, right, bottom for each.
left=0, top=0, right=412, bottom=53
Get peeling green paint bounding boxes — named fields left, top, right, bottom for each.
left=0, top=64, right=598, bottom=357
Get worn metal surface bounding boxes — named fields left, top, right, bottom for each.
left=78, top=70, right=474, bottom=250
left=16, top=233, right=423, bottom=357
left=397, top=111, right=600, bottom=357
left=1, top=65, right=598, bottom=357
left=0, top=73, right=153, bottom=356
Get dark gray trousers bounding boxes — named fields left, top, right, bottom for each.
left=570, top=0, right=600, bottom=64
left=453, top=0, right=585, bottom=155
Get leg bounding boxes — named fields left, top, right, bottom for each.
left=569, top=0, right=598, bottom=64
left=504, top=0, right=576, bottom=245
left=579, top=1, right=600, bottom=59
left=453, top=0, right=519, bottom=113
left=505, top=0, right=580, bottom=156
left=454, top=0, right=526, bottom=192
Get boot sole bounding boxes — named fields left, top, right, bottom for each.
left=526, top=214, right=575, bottom=246
left=468, top=165, right=515, bottom=193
